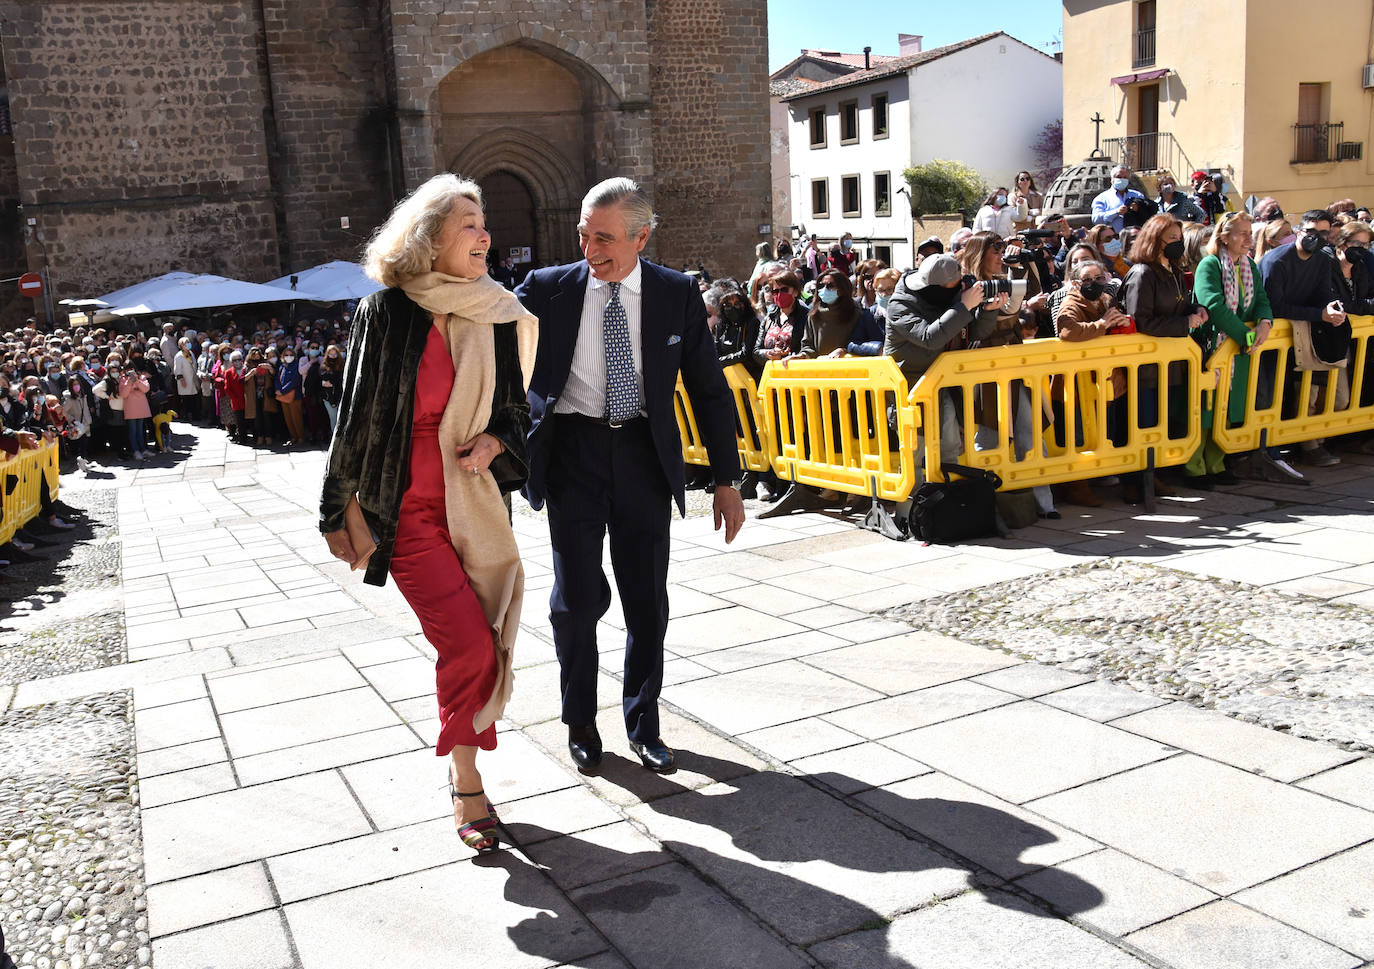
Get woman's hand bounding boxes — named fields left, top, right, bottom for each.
left=324, top=529, right=357, bottom=564
left=1248, top=319, right=1273, bottom=354
left=826, top=348, right=847, bottom=359
left=455, top=432, right=505, bottom=475
left=1188, top=307, right=1209, bottom=330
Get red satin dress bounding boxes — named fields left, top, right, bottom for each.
left=389, top=325, right=497, bottom=754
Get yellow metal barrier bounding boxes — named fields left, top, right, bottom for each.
left=674, top=365, right=774, bottom=473
left=757, top=357, right=918, bottom=500
left=1206, top=316, right=1374, bottom=452
left=0, top=440, right=58, bottom=544
left=910, top=334, right=1212, bottom=487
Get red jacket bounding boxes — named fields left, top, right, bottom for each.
left=217, top=366, right=246, bottom=410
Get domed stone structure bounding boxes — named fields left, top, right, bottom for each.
left=1043, top=157, right=1151, bottom=217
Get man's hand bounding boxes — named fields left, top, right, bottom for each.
left=455, top=432, right=504, bottom=475
left=713, top=486, right=745, bottom=544
left=16, top=431, right=37, bottom=450
left=959, top=284, right=983, bottom=311
left=324, top=529, right=357, bottom=564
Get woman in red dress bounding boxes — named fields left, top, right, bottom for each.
left=320, top=175, right=537, bottom=853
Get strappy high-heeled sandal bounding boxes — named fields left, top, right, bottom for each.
left=450, top=786, right=500, bottom=853
left=448, top=770, right=499, bottom=823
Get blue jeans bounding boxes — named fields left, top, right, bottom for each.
left=126, top=417, right=147, bottom=453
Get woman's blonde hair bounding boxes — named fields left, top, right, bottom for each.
left=363, top=173, right=483, bottom=288
left=1205, top=211, right=1251, bottom=257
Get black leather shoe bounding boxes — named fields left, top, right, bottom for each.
left=628, top=739, right=676, bottom=774
left=567, top=724, right=602, bottom=774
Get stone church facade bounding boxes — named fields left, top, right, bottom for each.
left=0, top=0, right=771, bottom=322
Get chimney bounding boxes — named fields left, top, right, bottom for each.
left=863, top=46, right=871, bottom=69
left=898, top=33, right=923, bottom=56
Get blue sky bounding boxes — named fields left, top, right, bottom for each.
left=767, top=0, right=1062, bottom=73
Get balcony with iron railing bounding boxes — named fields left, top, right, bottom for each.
left=1133, top=27, right=1156, bottom=69
left=1291, top=122, right=1362, bottom=164
left=1102, top=131, right=1194, bottom=177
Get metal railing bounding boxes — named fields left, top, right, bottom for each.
left=1102, top=131, right=1194, bottom=176
left=1292, top=122, right=1344, bottom=164
left=1133, top=27, right=1156, bottom=69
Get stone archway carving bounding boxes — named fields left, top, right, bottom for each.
left=438, top=24, right=629, bottom=106
left=449, top=127, right=584, bottom=266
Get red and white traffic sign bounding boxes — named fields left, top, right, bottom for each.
left=17, top=272, right=43, bottom=298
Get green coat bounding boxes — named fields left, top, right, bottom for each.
left=1193, top=253, right=1273, bottom=425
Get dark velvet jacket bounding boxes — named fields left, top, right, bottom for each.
left=318, top=287, right=531, bottom=586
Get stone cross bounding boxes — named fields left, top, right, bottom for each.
left=1089, top=113, right=1106, bottom=158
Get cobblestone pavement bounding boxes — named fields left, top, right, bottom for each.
left=886, top=560, right=1374, bottom=751
left=1, top=426, right=1372, bottom=969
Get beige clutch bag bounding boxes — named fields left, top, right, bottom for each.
left=344, top=495, right=377, bottom=571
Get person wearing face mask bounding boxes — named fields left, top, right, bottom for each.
left=1118, top=213, right=1208, bottom=502
left=1260, top=209, right=1347, bottom=468
left=62, top=376, right=93, bottom=473
left=1254, top=217, right=1295, bottom=261
left=1189, top=211, right=1273, bottom=487
left=705, top=279, right=758, bottom=375
left=274, top=344, right=306, bottom=446
left=40, top=357, right=66, bottom=398
left=794, top=269, right=870, bottom=360
left=118, top=360, right=152, bottom=461
left=1156, top=177, right=1204, bottom=223
left=299, top=342, right=330, bottom=444
left=196, top=341, right=218, bottom=427
left=1091, top=165, right=1146, bottom=233
left=92, top=356, right=128, bottom=459
left=885, top=254, right=1006, bottom=469
left=751, top=269, right=807, bottom=369
left=1190, top=172, right=1226, bottom=226
left=317, top=343, right=345, bottom=432
left=835, top=233, right=859, bottom=275
left=1086, top=224, right=1129, bottom=278
left=173, top=336, right=200, bottom=423
left=973, top=186, right=1028, bottom=240
left=858, top=269, right=902, bottom=353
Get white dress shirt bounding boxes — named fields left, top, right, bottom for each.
left=555, top=259, right=646, bottom=417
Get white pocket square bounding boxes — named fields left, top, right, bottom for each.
left=666, top=334, right=682, bottom=346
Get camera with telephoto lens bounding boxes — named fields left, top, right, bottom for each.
left=980, top=278, right=1013, bottom=299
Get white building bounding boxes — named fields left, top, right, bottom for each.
left=783, top=32, right=1062, bottom=270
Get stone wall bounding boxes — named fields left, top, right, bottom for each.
left=646, top=0, right=772, bottom=282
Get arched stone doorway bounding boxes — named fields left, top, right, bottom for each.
left=479, top=171, right=538, bottom=271
left=433, top=40, right=631, bottom=268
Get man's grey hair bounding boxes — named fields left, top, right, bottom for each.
left=581, top=177, right=659, bottom=237
left=1112, top=164, right=1130, bottom=177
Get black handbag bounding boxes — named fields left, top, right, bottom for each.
left=910, top=462, right=1004, bottom=544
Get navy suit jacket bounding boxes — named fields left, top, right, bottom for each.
left=516, top=258, right=740, bottom=513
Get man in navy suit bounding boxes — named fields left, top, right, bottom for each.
left=517, top=177, right=744, bottom=775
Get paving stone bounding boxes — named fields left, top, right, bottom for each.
left=856, top=772, right=1102, bottom=879
left=1233, top=841, right=1374, bottom=959
left=1297, top=757, right=1374, bottom=811
left=287, top=860, right=603, bottom=969
left=812, top=889, right=1149, bottom=969
left=502, top=661, right=622, bottom=726
left=688, top=629, right=849, bottom=674
left=971, top=664, right=1095, bottom=697
left=1036, top=680, right=1171, bottom=722
left=803, top=631, right=1019, bottom=695
left=209, top=655, right=367, bottom=713
left=823, top=680, right=1018, bottom=739
left=569, top=862, right=810, bottom=969
left=662, top=605, right=806, bottom=655
left=233, top=724, right=423, bottom=786
left=525, top=821, right=671, bottom=891
left=152, top=911, right=293, bottom=969
left=135, top=696, right=221, bottom=752
left=662, top=659, right=881, bottom=734
left=1126, top=900, right=1362, bottom=969
left=138, top=736, right=230, bottom=778
left=132, top=674, right=208, bottom=712
left=359, top=655, right=435, bottom=702
left=142, top=772, right=372, bottom=883
left=1015, top=848, right=1217, bottom=936
left=1112, top=702, right=1358, bottom=782
left=738, top=717, right=866, bottom=762
left=341, top=731, right=574, bottom=831
left=220, top=686, right=401, bottom=758
left=628, top=772, right=971, bottom=945
left=884, top=701, right=1177, bottom=803
left=139, top=761, right=239, bottom=807
left=493, top=785, right=624, bottom=846
left=791, top=742, right=932, bottom=793
left=268, top=817, right=473, bottom=903
left=1027, top=755, right=1374, bottom=894
left=340, top=636, right=425, bottom=667
left=146, top=862, right=276, bottom=937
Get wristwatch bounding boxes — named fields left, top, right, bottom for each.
left=716, top=477, right=745, bottom=491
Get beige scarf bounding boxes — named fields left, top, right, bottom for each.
left=400, top=271, right=538, bottom=734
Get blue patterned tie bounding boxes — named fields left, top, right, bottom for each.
left=603, top=281, right=640, bottom=423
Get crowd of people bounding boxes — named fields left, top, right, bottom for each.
left=709, top=165, right=1374, bottom=515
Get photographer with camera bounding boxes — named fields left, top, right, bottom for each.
left=1091, top=164, right=1147, bottom=233
left=957, top=232, right=1057, bottom=518
left=973, top=186, right=1028, bottom=240
left=884, top=254, right=1005, bottom=465
left=1157, top=175, right=1205, bottom=223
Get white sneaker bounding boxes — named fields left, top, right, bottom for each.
left=76, top=457, right=90, bottom=472
left=11, top=538, right=33, bottom=551
left=48, top=516, right=74, bottom=530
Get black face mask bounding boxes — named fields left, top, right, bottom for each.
left=1299, top=231, right=1324, bottom=255
left=1342, top=244, right=1366, bottom=260
left=721, top=303, right=752, bottom=325
left=1079, top=279, right=1106, bottom=301
left=920, top=284, right=960, bottom=309
left=1163, top=240, right=1186, bottom=263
